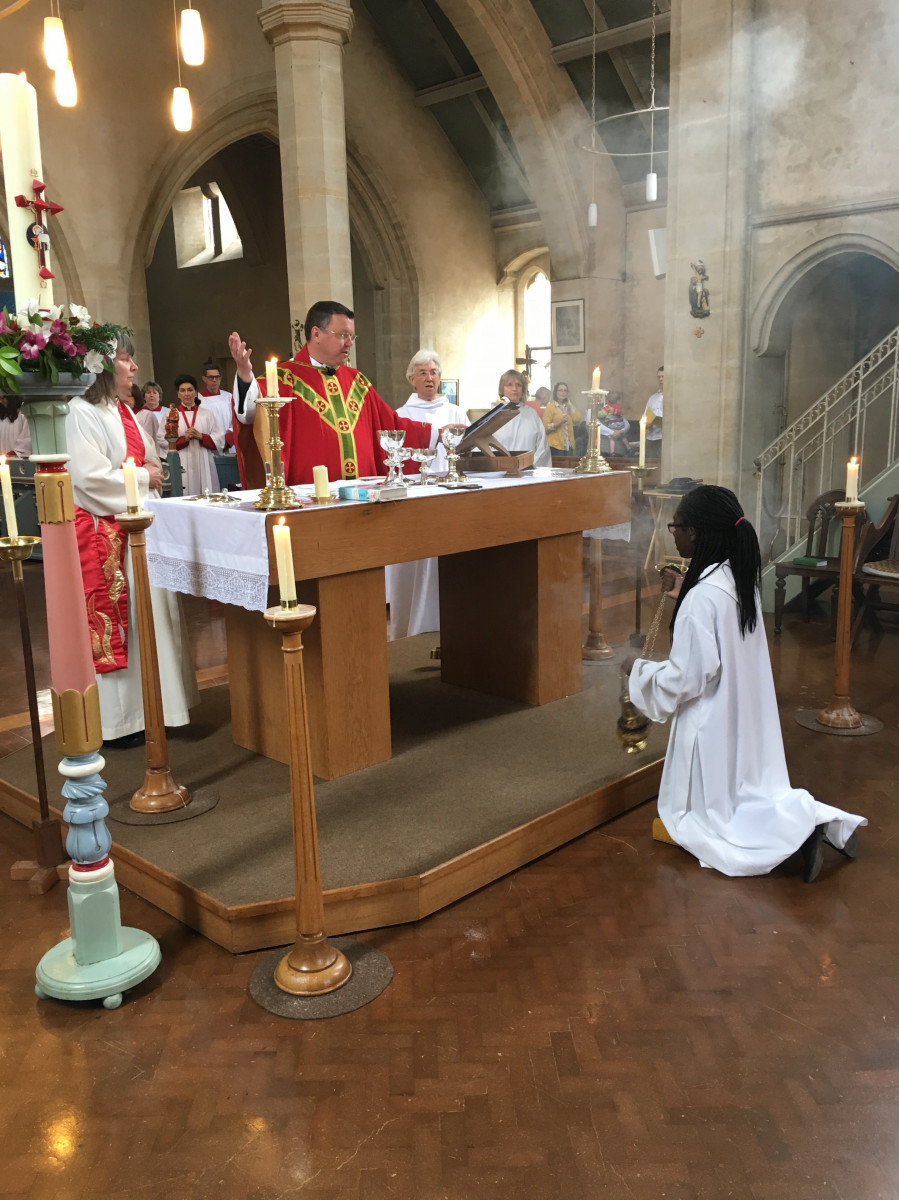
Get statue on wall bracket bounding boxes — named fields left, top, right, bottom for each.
left=689, top=259, right=710, bottom=318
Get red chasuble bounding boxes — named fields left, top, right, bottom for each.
left=73, top=402, right=146, bottom=674
left=255, top=346, right=433, bottom=485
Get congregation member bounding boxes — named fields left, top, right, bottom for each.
left=199, top=361, right=235, bottom=451
left=493, top=369, right=552, bottom=467
left=387, top=350, right=468, bottom=640
left=528, top=385, right=550, bottom=415
left=598, top=389, right=633, bottom=457
left=622, top=485, right=865, bottom=881
left=0, top=393, right=32, bottom=458
left=228, top=300, right=438, bottom=485
left=172, top=373, right=224, bottom=495
left=66, top=336, right=198, bottom=747
left=542, top=381, right=580, bottom=456
left=642, top=365, right=664, bottom=459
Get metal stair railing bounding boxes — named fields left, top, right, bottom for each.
left=754, top=326, right=899, bottom=561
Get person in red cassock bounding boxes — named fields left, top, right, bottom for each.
left=227, top=300, right=437, bottom=486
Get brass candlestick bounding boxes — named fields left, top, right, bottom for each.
left=256, top=397, right=301, bottom=511
left=628, top=465, right=654, bottom=648
left=116, top=509, right=192, bottom=812
left=263, top=603, right=353, bottom=995
left=576, top=389, right=612, bottom=475
left=1, top=534, right=67, bottom=893
left=582, top=537, right=614, bottom=661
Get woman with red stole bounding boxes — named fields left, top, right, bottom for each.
left=65, top=336, right=198, bottom=748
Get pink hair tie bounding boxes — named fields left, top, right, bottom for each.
left=734, top=516, right=746, bottom=527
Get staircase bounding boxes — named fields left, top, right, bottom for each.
left=754, top=325, right=899, bottom=565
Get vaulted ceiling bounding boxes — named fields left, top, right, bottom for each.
left=357, top=0, right=670, bottom=215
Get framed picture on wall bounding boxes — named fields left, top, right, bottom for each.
left=440, top=379, right=460, bottom=404
left=551, top=299, right=585, bottom=354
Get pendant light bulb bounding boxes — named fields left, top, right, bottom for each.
left=43, top=16, right=68, bottom=71
left=179, top=7, right=205, bottom=66
left=54, top=60, right=77, bottom=108
left=172, top=85, right=192, bottom=132
left=587, top=202, right=598, bottom=228
left=645, top=172, right=658, bottom=203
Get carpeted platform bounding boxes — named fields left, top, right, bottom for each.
left=0, top=636, right=666, bottom=910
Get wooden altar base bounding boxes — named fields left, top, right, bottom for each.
left=0, top=637, right=664, bottom=953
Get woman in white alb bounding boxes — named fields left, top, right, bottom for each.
left=65, top=339, right=198, bottom=746
left=387, top=350, right=468, bottom=640
left=0, top=392, right=32, bottom=458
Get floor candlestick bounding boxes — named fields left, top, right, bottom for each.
left=117, top=509, right=191, bottom=812
left=582, top=536, right=614, bottom=661
left=264, top=603, right=353, bottom=995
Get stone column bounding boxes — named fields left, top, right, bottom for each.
left=258, top=0, right=355, bottom=334
left=662, top=0, right=754, bottom=490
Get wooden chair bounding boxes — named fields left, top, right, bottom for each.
left=773, top=490, right=866, bottom=634
left=850, top=494, right=899, bottom=641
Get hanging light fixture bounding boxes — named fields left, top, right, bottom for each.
left=43, top=8, right=68, bottom=72
left=171, top=0, right=192, bottom=131
left=172, top=85, right=192, bottom=131
left=580, top=0, right=668, bottom=204
left=587, top=1, right=598, bottom=227
left=179, top=4, right=205, bottom=66
left=54, top=58, right=77, bottom=107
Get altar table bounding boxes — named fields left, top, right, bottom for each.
left=146, top=471, right=631, bottom=779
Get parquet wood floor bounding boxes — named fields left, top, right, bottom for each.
left=1, top=542, right=897, bottom=1198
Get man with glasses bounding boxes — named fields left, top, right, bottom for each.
left=228, top=300, right=437, bottom=486
left=198, top=361, right=235, bottom=452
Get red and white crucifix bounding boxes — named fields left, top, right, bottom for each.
left=14, top=179, right=64, bottom=282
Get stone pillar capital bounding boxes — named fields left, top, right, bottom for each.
left=257, top=0, right=354, bottom=49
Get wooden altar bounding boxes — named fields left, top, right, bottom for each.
left=225, top=473, right=630, bottom=779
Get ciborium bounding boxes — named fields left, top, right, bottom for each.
left=256, top=396, right=301, bottom=510
left=441, top=424, right=469, bottom=485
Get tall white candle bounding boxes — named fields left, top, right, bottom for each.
left=272, top=517, right=296, bottom=604
left=0, top=456, right=18, bottom=538
left=591, top=366, right=601, bottom=392
left=0, top=73, right=54, bottom=309
left=845, top=456, right=859, bottom=503
left=312, top=464, right=329, bottom=500
left=123, top=456, right=139, bottom=509
left=265, top=358, right=279, bottom=398
left=638, top=416, right=647, bottom=468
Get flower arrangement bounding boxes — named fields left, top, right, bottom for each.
left=0, top=300, right=133, bottom=392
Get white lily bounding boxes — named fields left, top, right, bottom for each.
left=84, top=349, right=106, bottom=374
left=69, top=302, right=92, bottom=328
left=45, top=304, right=63, bottom=322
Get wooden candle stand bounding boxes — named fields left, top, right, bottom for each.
left=116, top=509, right=192, bottom=812
left=263, top=603, right=352, bottom=995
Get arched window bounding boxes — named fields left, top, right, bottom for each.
left=523, top=269, right=551, bottom=393
left=173, top=182, right=243, bottom=269
left=0, top=236, right=9, bottom=279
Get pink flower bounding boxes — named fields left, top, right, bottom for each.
left=50, top=318, right=67, bottom=335
left=74, top=342, right=87, bottom=355
left=20, top=331, right=47, bottom=359
left=0, top=312, right=17, bottom=335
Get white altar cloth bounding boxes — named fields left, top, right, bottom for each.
left=145, top=470, right=631, bottom=613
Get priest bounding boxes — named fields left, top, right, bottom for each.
left=228, top=300, right=438, bottom=484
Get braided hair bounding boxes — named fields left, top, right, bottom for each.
left=671, top=485, right=762, bottom=637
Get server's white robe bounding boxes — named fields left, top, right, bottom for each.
left=494, top=404, right=552, bottom=467
left=174, top=404, right=224, bottom=495
left=387, top=394, right=468, bottom=640
left=628, top=563, right=865, bottom=876
left=0, top=412, right=32, bottom=457
left=66, top=397, right=199, bottom=739
left=199, top=389, right=235, bottom=451
left=135, top=406, right=168, bottom=458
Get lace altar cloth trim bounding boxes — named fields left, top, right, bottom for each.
left=147, top=552, right=269, bottom=612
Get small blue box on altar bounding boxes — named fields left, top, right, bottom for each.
left=338, top=485, right=372, bottom=502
